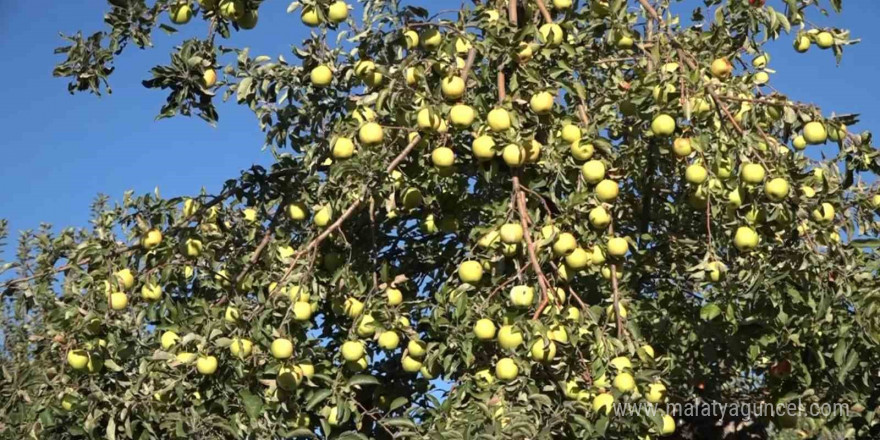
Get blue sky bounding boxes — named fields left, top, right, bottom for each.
left=0, top=1, right=878, bottom=264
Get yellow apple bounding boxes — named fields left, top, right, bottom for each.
left=473, top=319, right=497, bottom=340
left=327, top=1, right=349, bottom=23
left=502, top=144, right=526, bottom=167
left=646, top=382, right=666, bottom=403
left=740, top=163, right=765, bottom=184
left=792, top=135, right=807, bottom=150
left=417, top=108, right=441, bottom=131
left=441, top=75, right=465, bottom=100
left=401, top=355, right=422, bottom=373
left=109, top=292, right=128, bottom=310
left=300, top=7, right=320, bottom=26
left=510, top=285, right=535, bottom=308
left=310, top=65, right=332, bottom=87
left=287, top=203, right=308, bottom=221
left=516, top=42, right=533, bottom=63
left=385, top=288, right=403, bottom=305
left=431, top=147, right=455, bottom=168
left=500, top=223, right=524, bottom=243
left=142, top=228, right=163, bottom=249
left=661, top=414, right=676, bottom=435
left=581, top=160, right=606, bottom=184
left=403, top=30, right=419, bottom=49
left=607, top=237, right=628, bottom=257
left=487, top=108, right=511, bottom=131
left=176, top=352, right=197, bottom=363
left=67, top=349, right=90, bottom=370
left=553, top=0, right=572, bottom=8
left=589, top=206, right=611, bottom=229
left=812, top=202, right=835, bottom=224
left=552, top=232, right=577, bottom=256
left=561, top=124, right=581, bottom=143
left=815, top=31, right=834, bottom=49
left=343, top=297, right=364, bottom=317
left=449, top=104, right=474, bottom=127
left=592, top=393, right=614, bottom=414
left=709, top=58, right=732, bottom=78
left=794, top=35, right=811, bottom=52
left=341, top=340, right=365, bottom=361
left=331, top=136, right=355, bottom=159
left=529, top=91, right=555, bottom=115
left=377, top=331, right=400, bottom=350
left=358, top=122, right=383, bottom=145
left=754, top=71, right=769, bottom=85
left=420, top=28, right=442, bottom=50
left=356, top=314, right=377, bottom=337
left=184, top=238, right=202, bottom=257
left=170, top=4, right=193, bottom=24
left=229, top=338, right=253, bottom=358
left=685, top=164, right=708, bottom=184
left=764, top=178, right=790, bottom=201
left=141, top=283, right=162, bottom=301
left=495, top=357, right=518, bottom=380
left=613, top=372, right=635, bottom=392
left=595, top=179, right=619, bottom=202
left=292, top=302, right=312, bottom=321
left=314, top=205, right=333, bottom=227
left=472, top=135, right=496, bottom=161
left=271, top=338, right=294, bottom=359
left=196, top=356, right=218, bottom=375
left=803, top=121, right=827, bottom=144
left=115, top=268, right=135, bottom=290
left=401, top=187, right=423, bottom=210
left=160, top=331, right=179, bottom=350
left=530, top=339, right=557, bottom=362
left=651, top=114, right=676, bottom=136
left=497, top=325, right=523, bottom=349
left=570, top=141, right=594, bottom=161
left=673, top=138, right=692, bottom=157
left=539, top=23, right=564, bottom=46
left=407, top=339, right=427, bottom=358
left=734, top=226, right=759, bottom=251
left=565, top=247, right=590, bottom=269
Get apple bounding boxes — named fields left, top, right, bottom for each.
left=616, top=34, right=634, bottom=49
left=196, top=356, right=218, bottom=375
left=183, top=198, right=199, bottom=217
left=298, top=362, right=315, bottom=378
left=685, top=164, right=708, bottom=184
left=539, top=23, right=564, bottom=46
left=529, top=91, right=555, bottom=115
left=115, top=269, right=136, bottom=290
left=561, top=124, right=581, bottom=143
left=792, top=135, right=807, bottom=150
left=277, top=365, right=304, bottom=390
left=530, top=339, right=557, bottom=362
left=871, top=194, right=880, bottom=209
left=516, top=42, right=533, bottom=63
left=325, top=406, right=340, bottom=426
left=613, top=372, right=635, bottom=392
left=141, top=283, right=162, bottom=301
left=549, top=325, right=568, bottom=343
left=475, top=368, right=495, bottom=385
left=407, top=339, right=427, bottom=358
left=313, top=205, right=333, bottom=228
left=734, top=226, right=759, bottom=251
left=651, top=114, right=676, bottom=136
left=170, top=4, right=193, bottom=24
left=487, top=108, right=511, bottom=132
left=709, top=58, right=732, bottom=78
left=271, top=338, right=294, bottom=359
left=595, top=179, right=619, bottom=202
left=815, top=31, right=834, bottom=49
left=356, top=314, right=377, bottom=337
left=752, top=53, right=769, bottom=68
left=581, top=160, right=606, bottom=184
left=358, top=122, right=383, bottom=145
left=502, top=144, right=526, bottom=167
left=237, top=9, right=258, bottom=29
left=553, top=0, right=572, bottom=8
left=160, top=331, right=179, bottom=350
left=550, top=232, right=575, bottom=257
left=500, top=223, right=524, bottom=243
left=610, top=356, right=632, bottom=370
left=495, top=357, right=518, bottom=380
left=230, top=338, right=253, bottom=358
left=449, top=104, right=474, bottom=127
left=661, top=414, right=676, bottom=435
left=472, top=135, right=496, bottom=161
left=645, top=382, right=667, bottom=403
left=67, top=349, right=90, bottom=370
left=510, top=285, right=534, bottom=308
left=420, top=28, right=442, bottom=50
left=607, top=237, right=628, bottom=257
left=292, top=302, right=312, bottom=321
left=61, top=394, right=78, bottom=411
left=457, top=260, right=483, bottom=284
left=220, top=0, right=244, bottom=19
left=401, top=187, right=423, bottom=210
left=184, top=238, right=203, bottom=257
left=497, top=325, right=523, bottom=349
left=473, top=319, right=496, bottom=340
left=565, top=247, right=590, bottom=269
left=142, top=228, right=163, bottom=249
left=243, top=208, right=258, bottom=223
left=400, top=355, right=422, bottom=373
left=454, top=37, right=472, bottom=54
left=417, top=108, right=441, bottom=131
left=764, top=178, right=790, bottom=201
left=403, top=30, right=419, bottom=49
left=386, top=288, right=403, bottom=305
left=673, top=138, right=692, bottom=157
left=707, top=261, right=726, bottom=282
left=794, top=35, right=811, bottom=53
left=570, top=141, right=594, bottom=161
left=592, top=393, right=614, bottom=414
left=812, top=202, right=835, bottom=224
left=754, top=71, right=769, bottom=85
left=300, top=7, right=320, bottom=26
left=341, top=340, right=365, bottom=361
left=431, top=147, right=455, bottom=168
left=331, top=136, right=355, bottom=159
left=803, top=121, right=827, bottom=144
left=327, top=1, right=348, bottom=23
left=441, top=76, right=465, bottom=100
left=310, top=65, right=332, bottom=87
left=378, top=331, right=400, bottom=350
left=740, top=163, right=765, bottom=184
left=109, top=292, right=128, bottom=310
left=287, top=203, right=308, bottom=221
left=341, top=298, right=363, bottom=318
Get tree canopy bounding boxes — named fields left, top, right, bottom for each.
left=2, top=0, right=880, bottom=438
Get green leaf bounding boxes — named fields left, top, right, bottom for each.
left=383, top=417, right=417, bottom=429
left=348, top=374, right=380, bottom=387
left=700, top=304, right=722, bottom=321
left=305, top=389, right=332, bottom=411
left=239, top=389, right=263, bottom=420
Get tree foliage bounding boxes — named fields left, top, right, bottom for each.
left=3, top=0, right=880, bottom=438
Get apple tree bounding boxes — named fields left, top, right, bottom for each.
left=2, top=0, right=880, bottom=438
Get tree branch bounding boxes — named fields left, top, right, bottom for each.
left=512, top=175, right=551, bottom=320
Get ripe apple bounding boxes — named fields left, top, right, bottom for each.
left=581, top=160, right=606, bottom=184
left=764, top=178, right=790, bottom=201
left=109, top=292, right=128, bottom=310
left=327, top=1, right=349, bottom=23
left=487, top=108, right=511, bottom=132
left=803, top=121, right=827, bottom=144
left=549, top=325, right=568, bottom=343
left=595, top=179, right=619, bottom=202
left=458, top=260, right=483, bottom=284
left=141, top=283, right=162, bottom=301
left=243, top=208, right=258, bottom=223
left=473, top=319, right=497, bottom=340
left=613, top=372, right=635, bottom=392
left=472, top=135, right=496, bottom=161
left=646, top=382, right=666, bottom=403
left=277, top=365, right=304, bottom=390
left=220, top=0, right=244, bottom=19
left=287, top=203, right=308, bottom=221
left=516, top=42, right=533, bottom=63
left=400, top=355, right=422, bottom=373
left=431, top=147, right=455, bottom=168
left=420, top=28, right=442, bottom=50
left=812, top=202, right=835, bottom=224
left=530, top=339, right=557, bottom=362
left=292, top=302, right=312, bottom=321
left=673, top=138, right=692, bottom=157
left=754, top=71, right=769, bottom=85
left=417, top=108, right=441, bottom=131
left=592, top=393, right=614, bottom=414
left=356, top=314, right=377, bottom=337
left=510, top=285, right=534, bottom=308
left=752, top=53, right=769, bottom=68
left=310, top=65, right=332, bottom=87
left=500, top=223, right=524, bottom=243
left=313, top=205, right=333, bottom=227
left=300, top=7, right=320, bottom=26
left=184, top=238, right=203, bottom=257
left=196, top=356, right=218, bottom=375
left=539, top=23, right=564, bottom=46
left=710, top=58, right=732, bottom=78
left=651, top=114, right=676, bottom=136
left=561, top=124, right=581, bottom=143
left=61, top=394, right=78, bottom=411
left=170, top=4, right=193, bottom=24
left=378, top=331, right=400, bottom=350
left=401, top=187, right=423, bottom=210
left=495, top=357, right=518, bottom=380
left=610, top=356, right=632, bottom=370
left=552, top=232, right=577, bottom=256
left=815, top=31, right=834, bottom=49
left=403, top=30, right=419, bottom=49
left=341, top=341, right=365, bottom=361
left=794, top=35, right=811, bottom=52
left=385, top=288, right=403, bottom=305
left=553, top=0, right=572, bottom=8
left=502, top=144, right=526, bottom=167
left=707, top=261, right=726, bottom=282
left=607, top=237, right=628, bottom=257
left=358, top=122, right=383, bottom=145
left=407, top=339, right=427, bottom=358
left=525, top=139, right=542, bottom=162
left=332, top=137, right=355, bottom=159
left=67, top=349, right=90, bottom=370
left=441, top=76, right=465, bottom=100
left=271, top=338, right=294, bottom=359
left=115, top=268, right=136, bottom=290
left=449, top=104, right=474, bottom=127
left=685, top=164, right=708, bottom=184
left=229, top=338, right=253, bottom=358
left=160, top=331, right=179, bottom=350
left=871, top=194, right=880, bottom=209
left=497, top=325, right=523, bottom=349
left=740, top=163, right=766, bottom=184
left=565, top=247, right=590, bottom=269
left=343, top=297, right=364, bottom=318
left=570, top=141, right=594, bottom=161
left=734, top=226, right=759, bottom=251
left=616, top=34, right=634, bottom=49
left=661, top=414, right=676, bottom=435
left=142, top=228, right=163, bottom=249
left=792, top=135, right=807, bottom=150
left=454, top=37, right=472, bottom=53
left=529, top=91, right=555, bottom=115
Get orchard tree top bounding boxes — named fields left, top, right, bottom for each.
left=2, top=0, right=880, bottom=438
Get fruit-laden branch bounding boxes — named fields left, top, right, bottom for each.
left=270, top=134, right=424, bottom=295
left=235, top=196, right=289, bottom=285
left=512, top=175, right=551, bottom=320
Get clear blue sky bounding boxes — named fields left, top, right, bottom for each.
left=1, top=1, right=879, bottom=263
